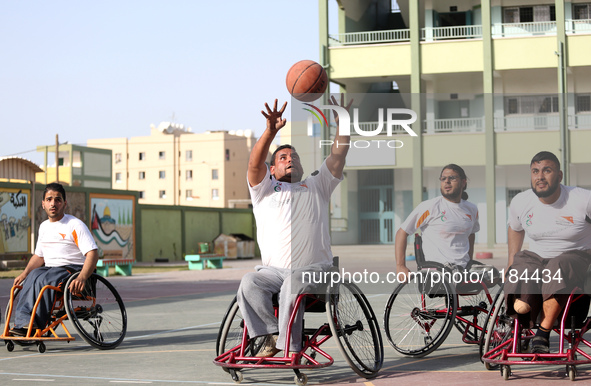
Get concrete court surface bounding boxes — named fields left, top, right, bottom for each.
left=0, top=245, right=589, bottom=385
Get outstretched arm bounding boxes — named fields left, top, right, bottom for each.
left=248, top=99, right=287, bottom=187
left=325, top=94, right=353, bottom=179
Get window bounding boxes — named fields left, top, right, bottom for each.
left=138, top=171, right=145, bottom=180
left=504, top=95, right=559, bottom=115
left=159, top=170, right=166, bottom=179
left=159, top=190, right=166, bottom=199
left=186, top=170, right=193, bottom=181
left=139, top=152, right=146, bottom=161
left=186, top=189, right=193, bottom=200
left=159, top=151, right=165, bottom=160
left=212, top=189, right=219, bottom=200
left=115, top=172, right=122, bottom=183
left=503, top=5, right=555, bottom=22
left=212, top=169, right=219, bottom=180
left=139, top=191, right=145, bottom=199
left=574, top=4, right=591, bottom=20
left=507, top=188, right=525, bottom=206
left=115, top=153, right=122, bottom=164
left=225, top=149, right=230, bottom=161
left=186, top=150, right=193, bottom=161
left=576, top=95, right=591, bottom=113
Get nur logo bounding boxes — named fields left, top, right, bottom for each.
left=303, top=102, right=418, bottom=137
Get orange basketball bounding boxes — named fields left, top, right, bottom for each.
left=286, top=60, right=328, bottom=102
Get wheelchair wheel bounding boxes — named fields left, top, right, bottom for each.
left=480, top=292, right=513, bottom=370
left=64, top=272, right=126, bottom=350
left=454, top=282, right=502, bottom=343
left=216, top=296, right=265, bottom=358
left=384, top=269, right=456, bottom=357
left=326, top=281, right=383, bottom=378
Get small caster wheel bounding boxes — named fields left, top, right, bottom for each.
left=567, top=365, right=577, bottom=381
left=230, top=369, right=243, bottom=384
left=37, top=342, right=46, bottom=353
left=501, top=365, right=511, bottom=380
left=6, top=341, right=14, bottom=352
left=294, top=373, right=308, bottom=386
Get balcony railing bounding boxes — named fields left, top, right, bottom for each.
left=493, top=21, right=557, bottom=37
left=422, top=25, right=483, bottom=41
left=567, top=19, right=591, bottom=34
left=329, top=29, right=410, bottom=46
left=424, top=117, right=485, bottom=133
left=328, top=20, right=567, bottom=48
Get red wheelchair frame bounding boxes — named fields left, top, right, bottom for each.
left=214, top=281, right=383, bottom=385
left=383, top=234, right=503, bottom=357
left=481, top=287, right=591, bottom=381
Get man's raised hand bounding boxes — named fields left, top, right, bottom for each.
left=262, top=99, right=287, bottom=133
left=328, top=93, right=353, bottom=126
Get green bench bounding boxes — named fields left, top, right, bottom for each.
left=96, top=259, right=135, bottom=277
left=185, top=254, right=226, bottom=270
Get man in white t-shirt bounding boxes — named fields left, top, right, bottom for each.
left=396, top=164, right=480, bottom=277
left=505, top=151, right=591, bottom=354
left=237, top=96, right=351, bottom=358
left=9, top=183, right=98, bottom=336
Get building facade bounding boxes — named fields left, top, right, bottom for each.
left=318, top=0, right=591, bottom=246
left=87, top=123, right=255, bottom=208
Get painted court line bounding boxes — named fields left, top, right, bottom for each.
left=125, top=322, right=220, bottom=341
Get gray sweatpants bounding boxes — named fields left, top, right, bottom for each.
left=237, top=263, right=332, bottom=352
left=14, top=265, right=82, bottom=328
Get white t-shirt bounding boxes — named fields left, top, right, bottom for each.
left=508, top=185, right=591, bottom=259
left=248, top=161, right=342, bottom=269
left=35, top=214, right=98, bottom=267
left=400, top=196, right=480, bottom=267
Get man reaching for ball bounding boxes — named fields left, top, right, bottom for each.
left=237, top=95, right=352, bottom=359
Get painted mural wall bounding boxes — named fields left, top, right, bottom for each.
left=0, top=188, right=31, bottom=254
left=90, top=194, right=135, bottom=261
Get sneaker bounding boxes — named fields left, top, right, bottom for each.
left=531, top=335, right=549, bottom=354
left=9, top=327, right=28, bottom=337
left=255, top=334, right=281, bottom=358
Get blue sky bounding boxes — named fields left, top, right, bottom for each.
left=0, top=0, right=336, bottom=165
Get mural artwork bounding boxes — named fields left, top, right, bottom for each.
left=0, top=188, right=31, bottom=254
left=89, top=194, right=135, bottom=261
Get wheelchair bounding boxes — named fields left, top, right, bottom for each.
left=480, top=287, right=591, bottom=381
left=1, top=271, right=127, bottom=353
left=213, top=278, right=384, bottom=385
left=383, top=234, right=503, bottom=357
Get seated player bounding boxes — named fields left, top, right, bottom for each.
left=396, top=164, right=480, bottom=278
left=9, top=182, right=98, bottom=336
left=504, top=151, right=591, bottom=354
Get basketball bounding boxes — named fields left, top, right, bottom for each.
left=286, top=60, right=328, bottom=102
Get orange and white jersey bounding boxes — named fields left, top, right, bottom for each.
left=400, top=196, right=480, bottom=267
left=35, top=214, right=97, bottom=267
left=508, top=185, right=591, bottom=258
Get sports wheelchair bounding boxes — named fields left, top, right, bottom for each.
left=1, top=271, right=127, bottom=353
left=213, top=274, right=384, bottom=385
left=481, top=287, right=591, bottom=381
left=383, top=234, right=502, bottom=357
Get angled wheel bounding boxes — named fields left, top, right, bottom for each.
left=384, top=267, right=456, bottom=357
left=326, top=281, right=383, bottom=378
left=454, top=281, right=502, bottom=343
left=480, top=291, right=513, bottom=370
left=65, top=272, right=126, bottom=349
left=216, top=296, right=265, bottom=358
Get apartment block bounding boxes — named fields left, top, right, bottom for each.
left=87, top=123, right=255, bottom=208
left=318, top=0, right=591, bottom=245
